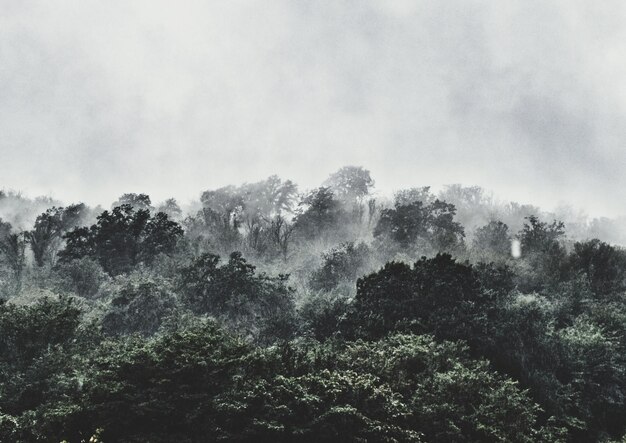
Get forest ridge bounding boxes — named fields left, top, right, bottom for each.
left=0, top=166, right=625, bottom=442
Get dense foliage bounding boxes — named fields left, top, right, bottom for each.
left=1, top=166, right=626, bottom=441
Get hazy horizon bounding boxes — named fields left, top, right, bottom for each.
left=0, top=171, right=615, bottom=225
left=2, top=1, right=626, bottom=217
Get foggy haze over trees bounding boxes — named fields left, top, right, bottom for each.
left=3, top=2, right=626, bottom=217
left=3, top=1, right=626, bottom=440
left=1, top=166, right=626, bottom=441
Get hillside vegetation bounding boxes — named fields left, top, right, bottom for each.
left=1, top=167, right=625, bottom=442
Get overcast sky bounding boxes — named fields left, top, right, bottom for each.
left=1, top=1, right=625, bottom=216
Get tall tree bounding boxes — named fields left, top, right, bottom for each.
left=267, top=214, right=295, bottom=261
left=0, top=233, right=27, bottom=289
left=27, top=204, right=87, bottom=266
left=59, top=205, right=183, bottom=275
left=374, top=199, right=464, bottom=252
left=294, top=187, right=347, bottom=240
left=518, top=215, right=565, bottom=255
left=323, top=166, right=374, bottom=204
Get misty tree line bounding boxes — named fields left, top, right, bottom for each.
left=1, top=167, right=626, bottom=441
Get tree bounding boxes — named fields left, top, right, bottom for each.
left=82, top=204, right=150, bottom=274
left=59, top=205, right=183, bottom=275
left=473, top=220, right=511, bottom=261
left=59, top=322, right=251, bottom=442
left=237, top=176, right=298, bottom=255
left=323, top=166, right=374, bottom=206
left=515, top=216, right=568, bottom=291
left=27, top=210, right=59, bottom=267
left=556, top=319, right=626, bottom=440
left=484, top=293, right=570, bottom=431
left=178, top=252, right=295, bottom=341
left=102, top=277, right=179, bottom=336
left=310, top=242, right=371, bottom=292
left=518, top=215, right=565, bottom=255
left=224, top=369, right=421, bottom=442
left=439, top=184, right=488, bottom=209
left=200, top=186, right=244, bottom=227
left=374, top=200, right=430, bottom=248
left=0, top=218, right=11, bottom=239
left=427, top=199, right=465, bottom=252
left=267, top=214, right=296, bottom=261
left=0, top=296, right=84, bottom=442
left=192, top=185, right=247, bottom=253
left=342, top=334, right=564, bottom=442
left=55, top=256, right=107, bottom=298
left=27, top=204, right=87, bottom=267
left=349, top=254, right=490, bottom=341
left=0, top=233, right=27, bottom=290
left=241, top=175, right=298, bottom=220
left=219, top=334, right=560, bottom=442
left=294, top=187, right=348, bottom=240
left=568, top=239, right=626, bottom=297
left=438, top=185, right=493, bottom=232
left=0, top=219, right=20, bottom=291
left=141, top=211, right=185, bottom=262
left=394, top=186, right=435, bottom=206
left=298, top=291, right=352, bottom=340
left=374, top=199, right=464, bottom=252
left=197, top=177, right=298, bottom=254
left=185, top=206, right=242, bottom=254
left=156, top=198, right=183, bottom=222
left=112, top=193, right=153, bottom=211
left=0, top=296, right=81, bottom=371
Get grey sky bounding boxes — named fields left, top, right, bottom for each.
left=1, top=1, right=625, bottom=216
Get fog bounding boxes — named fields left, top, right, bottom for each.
left=1, top=1, right=626, bottom=216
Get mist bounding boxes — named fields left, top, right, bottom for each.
left=1, top=1, right=626, bottom=216
left=6, top=4, right=626, bottom=440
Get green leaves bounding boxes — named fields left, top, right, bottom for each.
left=179, top=252, right=296, bottom=342
left=60, top=205, right=183, bottom=275
left=349, top=254, right=485, bottom=341
left=374, top=199, right=465, bottom=253
left=217, top=334, right=554, bottom=442
left=0, top=303, right=561, bottom=443
left=227, top=370, right=420, bottom=442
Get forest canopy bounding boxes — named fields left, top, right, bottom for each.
left=0, top=167, right=626, bottom=442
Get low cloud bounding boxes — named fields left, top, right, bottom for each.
left=1, top=1, right=625, bottom=216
